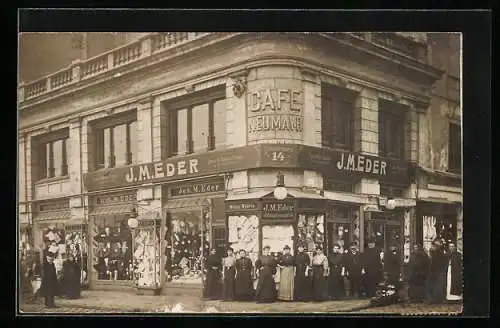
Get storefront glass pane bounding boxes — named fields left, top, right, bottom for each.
left=262, top=225, right=294, bottom=255
left=227, top=214, right=259, bottom=264
left=297, top=214, right=325, bottom=252
left=40, top=224, right=66, bottom=279
left=92, top=215, right=133, bottom=281
left=192, top=104, right=209, bottom=153
left=422, top=215, right=456, bottom=253
left=329, top=223, right=350, bottom=253
left=133, top=221, right=161, bottom=288
left=213, top=99, right=226, bottom=149
left=166, top=211, right=204, bottom=284
left=113, top=124, right=128, bottom=167
left=65, top=227, right=89, bottom=287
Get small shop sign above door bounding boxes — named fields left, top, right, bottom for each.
left=168, top=177, right=225, bottom=197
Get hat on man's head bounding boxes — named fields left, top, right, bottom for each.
left=297, top=242, right=306, bottom=248
left=283, top=245, right=290, bottom=250
left=263, top=245, right=271, bottom=250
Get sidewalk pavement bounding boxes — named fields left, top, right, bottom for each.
left=22, top=290, right=373, bottom=313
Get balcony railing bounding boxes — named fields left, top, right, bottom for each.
left=19, top=32, right=211, bottom=103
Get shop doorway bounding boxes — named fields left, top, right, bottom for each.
left=365, top=219, right=402, bottom=259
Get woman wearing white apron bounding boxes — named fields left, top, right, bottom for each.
left=445, top=243, right=463, bottom=301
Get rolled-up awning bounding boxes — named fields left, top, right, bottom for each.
left=163, top=198, right=211, bottom=210
left=34, top=209, right=71, bottom=222
left=89, top=204, right=135, bottom=216
left=323, top=190, right=370, bottom=204
left=287, top=189, right=325, bottom=200
left=226, top=190, right=273, bottom=201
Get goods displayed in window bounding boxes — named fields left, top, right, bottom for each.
left=42, top=225, right=66, bottom=279
left=228, top=215, right=259, bottom=263
left=329, top=223, right=350, bottom=253
left=165, top=211, right=210, bottom=284
left=133, top=221, right=161, bottom=288
left=422, top=215, right=456, bottom=253
left=296, top=214, right=325, bottom=251
left=92, top=217, right=133, bottom=280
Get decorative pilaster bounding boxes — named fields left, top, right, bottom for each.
left=68, top=117, right=82, bottom=194
left=300, top=68, right=321, bottom=147
left=137, top=96, right=154, bottom=164
left=226, top=70, right=249, bottom=147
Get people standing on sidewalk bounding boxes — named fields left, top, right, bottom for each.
left=445, top=242, right=463, bottom=302
left=343, top=242, right=363, bottom=299
left=62, top=254, right=81, bottom=299
left=426, top=239, right=448, bottom=304
left=40, top=252, right=59, bottom=308
left=204, top=248, right=221, bottom=300
left=221, top=247, right=236, bottom=301
left=327, top=244, right=345, bottom=300
left=362, top=240, right=384, bottom=298
left=293, top=243, right=311, bottom=302
left=277, top=245, right=294, bottom=301
left=255, top=246, right=277, bottom=303
left=384, top=245, right=402, bottom=289
left=234, top=249, right=254, bottom=301
left=408, top=244, right=429, bottom=302
left=311, top=247, right=329, bottom=302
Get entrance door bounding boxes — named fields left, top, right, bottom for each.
left=365, top=220, right=402, bottom=259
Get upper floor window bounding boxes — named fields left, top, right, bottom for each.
left=448, top=122, right=462, bottom=174
left=321, top=83, right=355, bottom=150
left=93, top=111, right=137, bottom=170
left=165, top=87, right=226, bottom=157
left=33, top=129, right=69, bottom=181
left=379, top=100, right=405, bottom=159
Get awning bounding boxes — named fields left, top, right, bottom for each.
left=163, top=198, right=211, bottom=210
left=418, top=198, right=458, bottom=205
left=89, top=204, right=135, bottom=216
left=287, top=189, right=325, bottom=200
left=34, top=209, right=71, bottom=222
left=226, top=190, right=273, bottom=201
left=323, top=191, right=369, bottom=205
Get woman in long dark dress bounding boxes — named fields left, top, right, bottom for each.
left=255, top=245, right=277, bottom=303
left=294, top=243, right=311, bottom=301
left=204, top=248, right=221, bottom=300
left=62, top=254, right=81, bottom=299
left=234, top=249, right=254, bottom=301
left=311, top=247, right=329, bottom=302
left=445, top=243, right=463, bottom=302
left=328, top=243, right=346, bottom=300
left=222, top=248, right=237, bottom=301
left=426, top=239, right=448, bottom=304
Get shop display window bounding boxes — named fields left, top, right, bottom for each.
left=165, top=211, right=210, bottom=284
left=40, top=224, right=66, bottom=279
left=92, top=216, right=133, bottom=281
left=65, top=226, right=89, bottom=287
left=296, top=214, right=325, bottom=252
left=262, top=225, right=294, bottom=255
left=422, top=215, right=456, bottom=253
left=133, top=220, right=161, bottom=288
left=328, top=223, right=351, bottom=253
left=227, top=215, right=259, bottom=264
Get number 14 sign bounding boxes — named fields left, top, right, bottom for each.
left=263, top=150, right=294, bottom=165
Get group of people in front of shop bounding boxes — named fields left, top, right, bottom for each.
left=23, top=247, right=83, bottom=308
left=203, top=237, right=463, bottom=304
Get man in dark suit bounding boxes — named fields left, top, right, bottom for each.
left=41, top=252, right=59, bottom=308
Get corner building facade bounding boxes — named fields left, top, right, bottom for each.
left=18, top=32, right=462, bottom=296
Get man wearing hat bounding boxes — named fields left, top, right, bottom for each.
left=293, top=242, right=311, bottom=301
left=362, top=240, right=383, bottom=298
left=40, top=252, right=59, bottom=308
left=343, top=242, right=363, bottom=299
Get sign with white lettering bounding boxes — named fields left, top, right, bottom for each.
left=38, top=201, right=70, bottom=212
left=262, top=201, right=295, bottom=219
left=247, top=87, right=304, bottom=142
left=169, top=178, right=225, bottom=197
left=226, top=202, right=260, bottom=212
left=96, top=193, right=136, bottom=206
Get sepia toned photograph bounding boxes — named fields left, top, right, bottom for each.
left=18, top=31, right=463, bottom=315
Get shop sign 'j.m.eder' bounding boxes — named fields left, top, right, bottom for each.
left=83, top=144, right=412, bottom=192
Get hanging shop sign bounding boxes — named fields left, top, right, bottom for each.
left=262, top=201, right=295, bottom=219
left=247, top=87, right=304, bottom=141
left=168, top=177, right=225, bottom=197
left=226, top=201, right=261, bottom=212
left=84, top=144, right=412, bottom=192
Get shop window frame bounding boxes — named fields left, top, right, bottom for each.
left=379, top=100, right=406, bottom=160
left=163, top=86, right=226, bottom=158
left=92, top=110, right=138, bottom=171
left=321, top=83, right=356, bottom=151
left=32, top=129, right=70, bottom=182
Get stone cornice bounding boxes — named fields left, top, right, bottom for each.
left=20, top=56, right=435, bottom=133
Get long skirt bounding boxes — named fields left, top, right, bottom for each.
left=205, top=269, right=221, bottom=299
left=222, top=267, right=236, bottom=301
left=294, top=269, right=311, bottom=301
left=311, top=266, right=328, bottom=301
left=255, top=267, right=276, bottom=303
left=278, top=266, right=294, bottom=301
left=446, top=264, right=463, bottom=301
left=235, top=272, right=254, bottom=301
